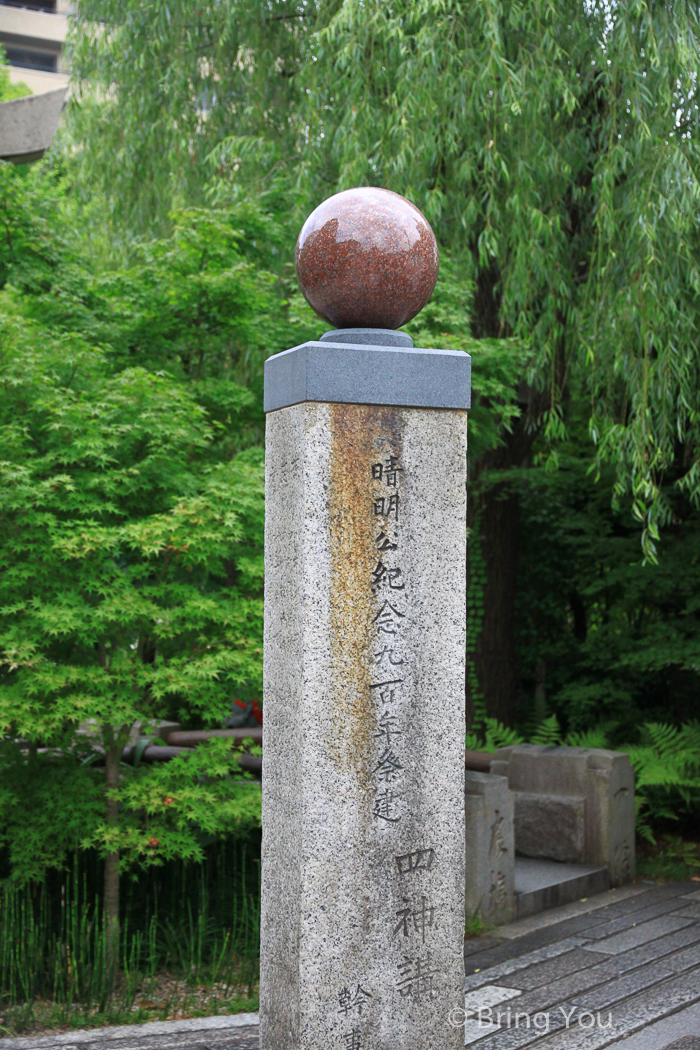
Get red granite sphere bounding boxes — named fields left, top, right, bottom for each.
left=295, top=187, right=439, bottom=330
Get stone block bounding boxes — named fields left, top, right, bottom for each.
left=464, top=772, right=515, bottom=926
left=491, top=744, right=636, bottom=885
left=588, top=915, right=694, bottom=955
left=587, top=749, right=636, bottom=885
left=514, top=792, right=585, bottom=863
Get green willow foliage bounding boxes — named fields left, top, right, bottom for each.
left=302, top=0, right=700, bottom=555
left=67, top=0, right=700, bottom=552
left=67, top=0, right=308, bottom=234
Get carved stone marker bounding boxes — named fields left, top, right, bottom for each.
left=260, top=188, right=470, bottom=1050
left=464, top=771, right=515, bottom=925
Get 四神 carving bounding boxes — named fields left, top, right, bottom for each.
left=393, top=897, right=436, bottom=943
left=395, top=848, right=435, bottom=875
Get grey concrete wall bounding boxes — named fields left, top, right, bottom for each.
left=0, top=86, right=66, bottom=163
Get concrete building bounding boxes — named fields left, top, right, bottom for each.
left=0, top=0, right=69, bottom=95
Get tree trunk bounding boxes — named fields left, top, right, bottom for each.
left=466, top=389, right=549, bottom=728
left=466, top=268, right=566, bottom=729
left=467, top=481, right=521, bottom=726
left=104, top=734, right=121, bottom=988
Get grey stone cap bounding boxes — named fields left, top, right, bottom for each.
left=465, top=769, right=509, bottom=794
left=264, top=340, right=471, bottom=413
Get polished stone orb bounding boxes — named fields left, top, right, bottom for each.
left=295, top=187, right=439, bottom=330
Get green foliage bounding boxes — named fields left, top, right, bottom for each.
left=0, top=49, right=30, bottom=102
left=0, top=747, right=103, bottom=884
left=529, top=715, right=562, bottom=747
left=464, top=912, right=495, bottom=938
left=301, top=0, right=700, bottom=550
left=565, top=727, right=613, bottom=751
left=465, top=718, right=523, bottom=754
left=0, top=333, right=264, bottom=733
left=636, top=842, right=700, bottom=884
left=404, top=256, right=526, bottom=461
left=14, top=197, right=315, bottom=386
left=0, top=163, right=66, bottom=293
left=515, top=427, right=700, bottom=737
left=661, top=835, right=700, bottom=869
left=0, top=164, right=278, bottom=883
left=68, top=0, right=700, bottom=547
left=65, top=0, right=308, bottom=234
left=108, top=741, right=262, bottom=868
left=626, top=723, right=700, bottom=843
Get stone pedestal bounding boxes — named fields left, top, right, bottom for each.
left=464, top=772, right=515, bottom=926
left=261, top=339, right=470, bottom=1050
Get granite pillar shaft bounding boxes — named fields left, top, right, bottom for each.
left=261, top=397, right=467, bottom=1050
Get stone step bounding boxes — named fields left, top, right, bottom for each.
left=515, top=857, right=609, bottom=919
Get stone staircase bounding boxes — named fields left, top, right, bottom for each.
left=514, top=856, right=609, bottom=919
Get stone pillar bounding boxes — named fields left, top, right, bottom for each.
left=260, top=336, right=470, bottom=1049
left=585, top=750, right=636, bottom=885
left=464, top=772, right=515, bottom=926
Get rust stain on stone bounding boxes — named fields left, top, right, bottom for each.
left=328, top=404, right=402, bottom=787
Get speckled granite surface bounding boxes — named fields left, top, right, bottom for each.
left=260, top=402, right=467, bottom=1049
